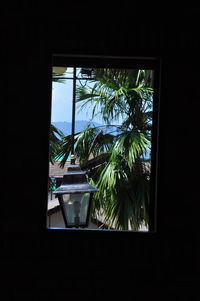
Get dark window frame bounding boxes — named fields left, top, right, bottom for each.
left=47, top=54, right=161, bottom=234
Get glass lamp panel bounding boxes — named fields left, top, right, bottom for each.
left=62, top=193, right=90, bottom=227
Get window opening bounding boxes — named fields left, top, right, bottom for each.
left=47, top=55, right=159, bottom=232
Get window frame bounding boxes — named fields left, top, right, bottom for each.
left=47, top=54, right=161, bottom=234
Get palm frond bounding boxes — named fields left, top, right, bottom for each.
left=76, top=82, right=129, bottom=124
left=110, top=130, right=150, bottom=168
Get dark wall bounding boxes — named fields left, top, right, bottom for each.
left=1, top=4, right=199, bottom=300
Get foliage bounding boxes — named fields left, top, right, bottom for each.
left=49, top=124, right=64, bottom=164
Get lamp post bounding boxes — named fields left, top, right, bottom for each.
left=53, top=67, right=98, bottom=228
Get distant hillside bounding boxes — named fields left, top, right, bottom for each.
left=52, top=120, right=102, bottom=136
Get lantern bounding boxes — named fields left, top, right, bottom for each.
left=54, top=157, right=98, bottom=228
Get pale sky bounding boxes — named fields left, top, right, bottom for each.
left=51, top=80, right=73, bottom=122
left=51, top=67, right=102, bottom=124
left=51, top=67, right=125, bottom=126
left=51, top=75, right=103, bottom=124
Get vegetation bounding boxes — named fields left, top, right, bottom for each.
left=49, top=124, right=63, bottom=164
left=56, top=68, right=153, bottom=230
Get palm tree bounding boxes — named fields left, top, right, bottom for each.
left=58, top=68, right=153, bottom=230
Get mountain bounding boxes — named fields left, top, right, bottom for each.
left=52, top=120, right=103, bottom=136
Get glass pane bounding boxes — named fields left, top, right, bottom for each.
left=51, top=78, right=72, bottom=127
left=63, top=193, right=90, bottom=227
left=48, top=60, right=158, bottom=231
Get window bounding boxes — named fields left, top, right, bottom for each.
left=47, top=55, right=160, bottom=232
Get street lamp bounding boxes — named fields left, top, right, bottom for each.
left=53, top=67, right=98, bottom=228
left=53, top=155, right=98, bottom=228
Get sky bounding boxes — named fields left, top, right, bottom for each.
left=51, top=68, right=103, bottom=124
left=51, top=80, right=73, bottom=122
